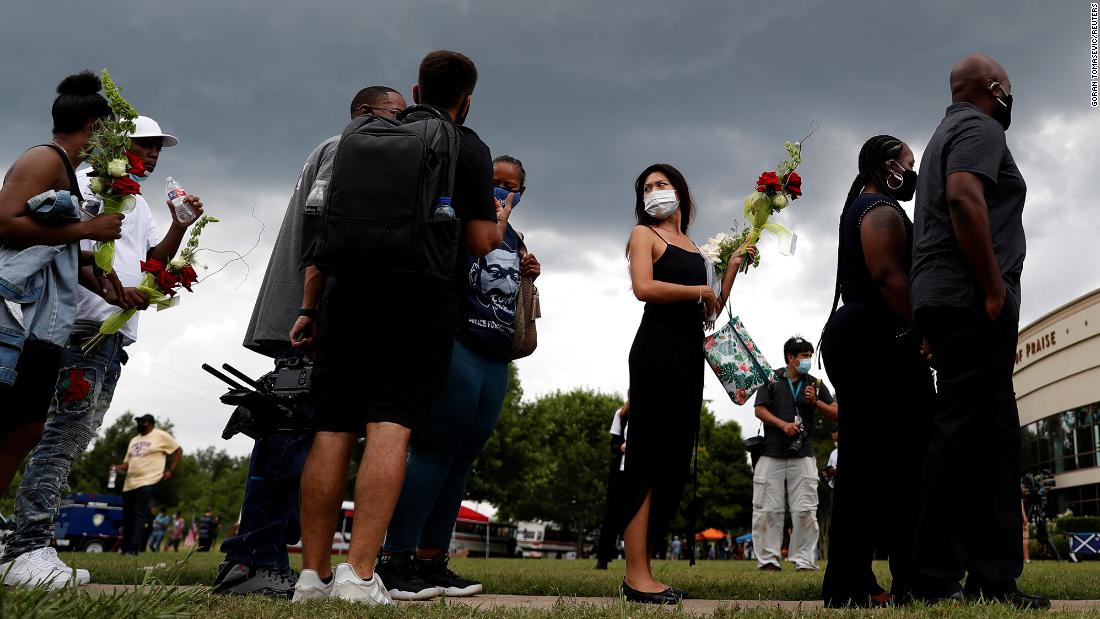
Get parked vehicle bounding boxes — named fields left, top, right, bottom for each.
left=52, top=493, right=124, bottom=553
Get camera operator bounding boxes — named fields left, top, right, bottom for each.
left=210, top=85, right=408, bottom=599
left=751, top=337, right=837, bottom=572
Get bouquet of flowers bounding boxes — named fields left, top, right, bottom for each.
left=736, top=139, right=809, bottom=272
left=81, top=215, right=219, bottom=355
left=700, top=222, right=762, bottom=279
left=81, top=69, right=144, bottom=274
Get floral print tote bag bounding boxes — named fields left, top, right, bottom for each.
left=703, top=307, right=773, bottom=405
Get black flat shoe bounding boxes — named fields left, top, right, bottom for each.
left=620, top=580, right=682, bottom=605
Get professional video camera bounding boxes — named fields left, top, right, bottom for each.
left=1021, top=469, right=1061, bottom=561
left=202, top=355, right=314, bottom=441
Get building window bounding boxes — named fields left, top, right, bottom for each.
left=1021, top=402, right=1100, bottom=475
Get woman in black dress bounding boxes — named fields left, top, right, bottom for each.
left=620, top=163, right=754, bottom=604
left=820, top=135, right=935, bottom=607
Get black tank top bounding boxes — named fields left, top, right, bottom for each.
left=838, top=193, right=912, bottom=307
left=36, top=143, right=84, bottom=204
left=643, top=228, right=707, bottom=327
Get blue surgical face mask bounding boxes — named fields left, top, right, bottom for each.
left=797, top=358, right=812, bottom=374
left=494, top=186, right=522, bottom=208
left=129, top=173, right=147, bottom=183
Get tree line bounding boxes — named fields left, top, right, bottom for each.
left=2, top=366, right=784, bottom=551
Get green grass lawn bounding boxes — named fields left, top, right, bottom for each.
left=2, top=554, right=1098, bottom=618
left=56, top=551, right=1100, bottom=600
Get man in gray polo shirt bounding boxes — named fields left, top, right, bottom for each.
left=910, top=53, right=1047, bottom=609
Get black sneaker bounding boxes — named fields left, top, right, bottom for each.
left=212, top=562, right=298, bottom=599
left=376, top=553, right=443, bottom=601
left=414, top=554, right=483, bottom=597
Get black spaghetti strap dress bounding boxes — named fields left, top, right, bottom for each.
left=820, top=193, right=935, bottom=605
left=616, top=228, right=707, bottom=555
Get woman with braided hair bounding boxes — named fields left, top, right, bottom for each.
left=819, top=135, right=935, bottom=607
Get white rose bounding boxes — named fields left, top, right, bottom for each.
left=88, top=177, right=103, bottom=195
left=107, top=158, right=128, bottom=177
left=169, top=257, right=188, bottom=269
left=772, top=194, right=789, bottom=209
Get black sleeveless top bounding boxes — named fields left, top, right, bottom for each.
left=838, top=193, right=912, bottom=308
left=643, top=228, right=707, bottom=327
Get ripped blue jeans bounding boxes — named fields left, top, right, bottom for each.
left=0, top=320, right=126, bottom=562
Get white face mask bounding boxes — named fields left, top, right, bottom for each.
left=644, top=189, right=679, bottom=219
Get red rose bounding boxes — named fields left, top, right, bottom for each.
left=125, top=150, right=146, bottom=178
left=177, top=265, right=198, bottom=291
left=155, top=270, right=179, bottom=291
left=111, top=176, right=142, bottom=196
left=756, top=171, right=782, bottom=194
left=141, top=259, right=166, bottom=274
left=785, top=171, right=803, bottom=199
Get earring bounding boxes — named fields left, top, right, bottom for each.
left=886, top=173, right=903, bottom=190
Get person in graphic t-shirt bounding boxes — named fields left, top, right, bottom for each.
left=114, top=415, right=182, bottom=555
left=378, top=154, right=540, bottom=600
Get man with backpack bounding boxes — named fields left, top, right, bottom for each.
left=212, top=85, right=406, bottom=600
left=291, top=51, right=501, bottom=606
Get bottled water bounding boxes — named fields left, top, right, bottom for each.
left=431, top=196, right=455, bottom=221
left=166, top=177, right=196, bottom=224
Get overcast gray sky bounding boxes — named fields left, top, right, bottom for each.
left=2, top=0, right=1097, bottom=456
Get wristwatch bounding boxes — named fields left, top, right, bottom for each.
left=298, top=308, right=318, bottom=320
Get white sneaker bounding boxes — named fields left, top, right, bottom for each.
left=291, top=568, right=333, bottom=601
left=42, top=547, right=91, bottom=585
left=331, top=563, right=395, bottom=606
left=1, top=547, right=79, bottom=589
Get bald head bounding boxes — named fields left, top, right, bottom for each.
left=948, top=53, right=1014, bottom=129
left=950, top=54, right=1010, bottom=102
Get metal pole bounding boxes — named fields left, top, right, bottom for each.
left=485, top=522, right=490, bottom=558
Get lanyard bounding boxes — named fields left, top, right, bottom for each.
left=787, top=375, right=804, bottom=402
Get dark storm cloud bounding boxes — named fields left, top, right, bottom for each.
left=0, top=0, right=1089, bottom=294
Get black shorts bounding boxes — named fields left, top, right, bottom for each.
left=311, top=277, right=458, bottom=434
left=1, top=340, right=62, bottom=425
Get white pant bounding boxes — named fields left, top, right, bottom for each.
left=751, top=455, right=819, bottom=570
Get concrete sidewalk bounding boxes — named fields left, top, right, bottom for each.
left=81, top=586, right=1100, bottom=613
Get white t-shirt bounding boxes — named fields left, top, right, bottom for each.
left=609, top=408, right=628, bottom=471
left=76, top=170, right=160, bottom=345
left=826, top=446, right=838, bottom=488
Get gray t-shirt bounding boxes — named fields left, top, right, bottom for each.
left=753, top=369, right=834, bottom=459
left=242, top=136, right=338, bottom=357
left=911, top=102, right=1027, bottom=314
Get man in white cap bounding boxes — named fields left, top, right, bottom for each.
left=0, top=116, right=205, bottom=588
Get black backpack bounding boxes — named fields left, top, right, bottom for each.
left=303, top=105, right=461, bottom=280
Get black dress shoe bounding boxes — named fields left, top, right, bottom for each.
left=620, top=580, right=682, bottom=605
left=594, top=560, right=609, bottom=570
left=914, top=590, right=966, bottom=605
left=967, top=589, right=1051, bottom=610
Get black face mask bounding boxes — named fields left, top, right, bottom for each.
left=885, top=162, right=918, bottom=202
left=989, top=82, right=1013, bottom=131
left=992, top=93, right=1013, bottom=131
